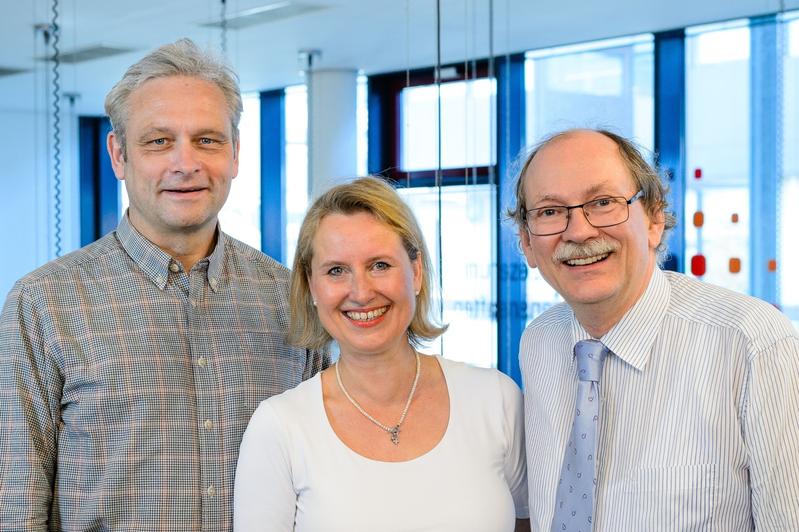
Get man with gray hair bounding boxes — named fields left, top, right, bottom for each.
left=0, top=39, right=327, bottom=530
left=509, top=128, right=799, bottom=530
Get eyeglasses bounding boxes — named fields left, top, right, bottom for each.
left=524, top=190, right=644, bottom=236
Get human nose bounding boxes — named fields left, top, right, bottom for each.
left=349, top=271, right=375, bottom=304
left=171, top=139, right=201, bottom=175
left=561, top=205, right=599, bottom=241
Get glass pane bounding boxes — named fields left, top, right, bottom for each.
left=525, top=35, right=654, bottom=150
left=219, top=93, right=261, bottom=249
left=399, top=184, right=497, bottom=368
left=685, top=23, right=750, bottom=293
left=523, top=35, right=653, bottom=322
left=284, top=85, right=308, bottom=267
left=782, top=15, right=799, bottom=328
left=400, top=79, right=496, bottom=171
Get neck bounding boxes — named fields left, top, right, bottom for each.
left=337, top=344, right=418, bottom=404
left=128, top=213, right=217, bottom=271
left=572, top=262, right=656, bottom=338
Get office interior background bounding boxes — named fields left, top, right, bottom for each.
left=2, top=0, right=798, bottom=383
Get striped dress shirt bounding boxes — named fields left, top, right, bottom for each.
left=521, top=267, right=799, bottom=531
left=0, top=215, right=328, bottom=531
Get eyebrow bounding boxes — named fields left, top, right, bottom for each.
left=315, top=255, right=395, bottom=268
left=136, top=127, right=173, bottom=141
left=193, top=128, right=230, bottom=140
left=136, top=127, right=230, bottom=141
left=531, top=182, right=619, bottom=206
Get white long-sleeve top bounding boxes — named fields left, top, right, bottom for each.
left=235, top=356, right=528, bottom=531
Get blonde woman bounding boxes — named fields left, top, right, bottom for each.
left=235, top=177, right=529, bottom=531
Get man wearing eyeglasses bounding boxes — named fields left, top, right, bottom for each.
left=508, top=128, right=799, bottom=531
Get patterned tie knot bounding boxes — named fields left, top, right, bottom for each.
left=574, top=339, right=607, bottom=383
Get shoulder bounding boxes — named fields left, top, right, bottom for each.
left=439, top=357, right=521, bottom=403
left=663, top=270, right=797, bottom=351
left=222, top=233, right=290, bottom=283
left=520, top=301, right=572, bottom=344
left=255, top=373, right=322, bottom=423
left=10, top=234, right=124, bottom=297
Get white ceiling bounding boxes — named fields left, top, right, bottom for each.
left=0, top=0, right=794, bottom=115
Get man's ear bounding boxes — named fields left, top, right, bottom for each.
left=647, top=209, right=666, bottom=253
left=231, top=132, right=240, bottom=179
left=519, top=227, right=538, bottom=269
left=107, top=132, right=126, bottom=181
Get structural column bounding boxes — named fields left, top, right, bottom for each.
left=307, top=68, right=358, bottom=199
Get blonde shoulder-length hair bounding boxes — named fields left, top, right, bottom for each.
left=288, top=176, right=447, bottom=351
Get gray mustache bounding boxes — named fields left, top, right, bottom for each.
left=553, top=239, right=618, bottom=263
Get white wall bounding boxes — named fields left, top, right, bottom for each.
left=0, top=107, right=79, bottom=302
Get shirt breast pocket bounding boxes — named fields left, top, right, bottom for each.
left=625, top=463, right=717, bottom=531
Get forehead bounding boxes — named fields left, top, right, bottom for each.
left=523, top=132, right=636, bottom=202
left=312, top=211, right=404, bottom=258
left=126, top=75, right=231, bottom=130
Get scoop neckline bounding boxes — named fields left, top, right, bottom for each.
left=317, top=354, right=454, bottom=465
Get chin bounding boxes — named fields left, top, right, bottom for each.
left=563, top=286, right=617, bottom=306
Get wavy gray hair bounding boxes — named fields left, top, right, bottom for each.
left=104, top=38, right=242, bottom=159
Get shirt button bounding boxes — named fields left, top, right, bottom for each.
left=204, top=419, right=214, bottom=431
left=207, top=485, right=216, bottom=497
left=169, top=262, right=180, bottom=273
left=210, top=278, right=217, bottom=289
left=197, top=356, right=208, bottom=368
left=190, top=299, right=197, bottom=308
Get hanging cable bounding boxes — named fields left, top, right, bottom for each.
left=220, top=0, right=228, bottom=56
left=49, top=0, right=63, bottom=258
left=503, top=0, right=511, bottom=185
left=487, top=0, right=495, bottom=187
left=435, top=0, right=445, bottom=331
left=435, top=0, right=443, bottom=190
left=33, top=20, right=43, bottom=245
left=403, top=0, right=413, bottom=188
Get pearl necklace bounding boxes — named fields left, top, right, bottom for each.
left=335, top=351, right=421, bottom=445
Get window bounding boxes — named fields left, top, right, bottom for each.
left=370, top=64, right=500, bottom=367
left=219, top=93, right=261, bottom=248
left=401, top=78, right=496, bottom=172
left=523, top=35, right=654, bottom=321
left=399, top=185, right=497, bottom=368
left=782, top=13, right=799, bottom=327
left=684, top=21, right=751, bottom=293
left=525, top=35, right=654, bottom=149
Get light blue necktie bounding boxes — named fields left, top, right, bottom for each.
left=551, top=339, right=608, bottom=532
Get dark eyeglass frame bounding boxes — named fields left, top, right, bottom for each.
left=524, top=189, right=645, bottom=236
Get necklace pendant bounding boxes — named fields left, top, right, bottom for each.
left=389, top=425, right=400, bottom=445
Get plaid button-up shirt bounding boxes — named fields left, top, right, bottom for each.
left=0, top=215, right=327, bottom=531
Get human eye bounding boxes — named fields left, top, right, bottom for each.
left=326, top=265, right=344, bottom=276
left=589, top=197, right=620, bottom=211
left=593, top=197, right=614, bottom=207
left=535, top=206, right=564, bottom=219
left=199, top=137, right=217, bottom=145
left=372, top=261, right=392, bottom=272
left=146, top=137, right=168, bottom=146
